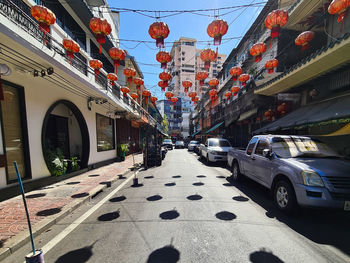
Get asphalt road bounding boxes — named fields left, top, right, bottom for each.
left=5, top=149, right=350, bottom=263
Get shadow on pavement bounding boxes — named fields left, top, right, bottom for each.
left=0, top=239, right=3, bottom=248
left=215, top=211, right=236, bottom=221
left=36, top=208, right=61, bottom=217
left=165, top=183, right=176, bottom=187
left=71, top=192, right=89, bottom=198
left=216, top=176, right=226, bottom=179
left=172, top=175, right=181, bottom=178
left=26, top=193, right=46, bottom=198
left=146, top=245, right=180, bottom=263
left=159, top=210, right=180, bottom=220
left=66, top=181, right=80, bottom=185
left=227, top=176, right=350, bottom=256
left=100, top=181, right=111, bottom=187
left=249, top=249, right=284, bottom=263
left=144, top=176, right=154, bottom=179
left=193, top=182, right=204, bottom=186
left=131, top=183, right=144, bottom=188
left=109, top=196, right=126, bottom=202
left=147, top=195, right=163, bottom=201
left=197, top=175, right=206, bottom=178
left=187, top=194, right=203, bottom=201
left=232, top=196, right=249, bottom=202
left=98, top=211, right=120, bottom=221
left=88, top=174, right=100, bottom=177
left=55, top=242, right=96, bottom=263
left=197, top=157, right=227, bottom=168
left=223, top=183, right=234, bottom=187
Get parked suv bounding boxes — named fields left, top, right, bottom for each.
left=200, top=138, right=232, bottom=163
left=162, top=139, right=173, bottom=150
left=175, top=141, right=185, bottom=149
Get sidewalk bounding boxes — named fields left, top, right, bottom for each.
left=0, top=154, right=143, bottom=261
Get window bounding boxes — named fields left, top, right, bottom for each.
left=255, top=140, right=270, bottom=156
left=246, top=137, right=258, bottom=155
left=90, top=41, right=114, bottom=73
left=96, top=114, right=115, bottom=152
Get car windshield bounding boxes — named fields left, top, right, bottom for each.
left=271, top=137, right=340, bottom=158
left=190, top=141, right=199, bottom=144
left=163, top=139, right=172, bottom=143
left=175, top=141, right=184, bottom=145
left=209, top=140, right=231, bottom=147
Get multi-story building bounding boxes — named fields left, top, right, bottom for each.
left=156, top=99, right=182, bottom=139
left=0, top=0, right=160, bottom=190
left=168, top=37, right=226, bottom=138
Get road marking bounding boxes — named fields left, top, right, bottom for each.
left=39, top=171, right=137, bottom=255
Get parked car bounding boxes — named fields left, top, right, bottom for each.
left=199, top=138, right=232, bottom=163
left=162, top=139, right=173, bottom=150
left=188, top=141, right=200, bottom=151
left=227, top=135, right=350, bottom=213
left=161, top=146, right=167, bottom=160
left=175, top=141, right=185, bottom=149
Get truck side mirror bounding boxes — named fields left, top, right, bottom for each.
left=262, top=149, right=271, bottom=158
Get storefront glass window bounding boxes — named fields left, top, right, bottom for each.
left=96, top=114, right=115, bottom=152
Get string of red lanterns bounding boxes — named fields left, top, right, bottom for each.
left=89, top=59, right=103, bottom=80
left=182, top=80, right=192, bottom=94
left=89, top=17, right=111, bottom=54
left=109, top=47, right=125, bottom=74
left=107, top=73, right=118, bottom=86
left=62, top=38, right=80, bottom=64
left=30, top=5, right=56, bottom=45
left=249, top=42, right=266, bottom=63
left=148, top=22, right=170, bottom=48
left=229, top=66, right=242, bottom=81
left=265, top=59, right=278, bottom=74
left=295, top=31, right=315, bottom=51
left=207, top=19, right=228, bottom=46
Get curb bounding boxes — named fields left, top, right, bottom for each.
left=0, top=164, right=140, bottom=262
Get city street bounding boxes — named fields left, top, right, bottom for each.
left=5, top=149, right=350, bottom=263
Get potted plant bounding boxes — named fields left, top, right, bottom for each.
left=118, top=143, right=129, bottom=161
left=46, top=148, right=68, bottom=176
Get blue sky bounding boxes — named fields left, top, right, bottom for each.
left=107, top=0, right=264, bottom=99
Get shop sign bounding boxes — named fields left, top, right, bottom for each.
left=277, top=93, right=300, bottom=102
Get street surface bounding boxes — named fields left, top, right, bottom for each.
left=5, top=149, right=350, bottom=263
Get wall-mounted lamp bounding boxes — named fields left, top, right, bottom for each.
left=0, top=64, right=11, bottom=100
left=87, top=97, right=93, bottom=111
left=33, top=70, right=39, bottom=77
left=41, top=69, right=46, bottom=77
left=47, top=67, right=54, bottom=75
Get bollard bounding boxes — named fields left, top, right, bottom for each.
left=25, top=250, right=44, bottom=263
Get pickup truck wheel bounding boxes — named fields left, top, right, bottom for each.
left=231, top=162, right=241, bottom=181
left=273, top=180, right=297, bottom=214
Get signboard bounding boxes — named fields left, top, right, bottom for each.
left=277, top=93, right=300, bottom=102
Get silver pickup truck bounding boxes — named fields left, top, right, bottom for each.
left=227, top=135, right=350, bottom=213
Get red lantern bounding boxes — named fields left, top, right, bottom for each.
left=209, top=89, right=218, bottom=98
left=277, top=102, right=288, bottom=116
left=30, top=5, right=56, bottom=45
left=142, top=90, right=151, bottom=103
left=231, top=86, right=240, bottom=96
left=265, top=59, right=279, bottom=74
left=182, top=81, right=192, bottom=94
left=109, top=47, right=125, bottom=74
left=200, top=49, right=217, bottom=70
left=225, top=91, right=232, bottom=100
left=107, top=73, right=118, bottom=86
left=121, top=86, right=130, bottom=97
left=150, top=96, right=158, bottom=105
left=89, top=59, right=103, bottom=80
left=238, top=74, right=250, bottom=87
left=196, top=71, right=208, bottom=86
left=159, top=71, right=171, bottom=84
left=328, top=0, right=350, bottom=23
left=264, top=109, right=274, bottom=121
left=131, top=92, right=138, bottom=101
left=192, top=96, right=199, bottom=104
left=295, top=31, right=315, bottom=51
left=170, top=97, right=178, bottom=109
left=134, top=77, right=144, bottom=91
left=188, top=91, right=197, bottom=99
left=148, top=22, right=170, bottom=48
left=62, top=38, right=80, bottom=63
left=123, top=67, right=136, bottom=88
left=265, top=9, right=288, bottom=46
left=165, top=91, right=174, bottom=100
left=249, top=42, right=267, bottom=63
left=158, top=80, right=168, bottom=92
left=207, top=19, right=228, bottom=46
left=229, top=66, right=242, bottom=81
left=89, top=17, right=111, bottom=54
left=156, top=51, right=171, bottom=69
left=208, top=78, right=219, bottom=89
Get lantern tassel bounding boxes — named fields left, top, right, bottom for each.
left=301, top=43, right=309, bottom=51
left=156, top=37, right=164, bottom=48
left=268, top=69, right=274, bottom=74
left=255, top=55, right=262, bottom=63
left=232, top=76, right=237, bottom=81
left=0, top=76, right=3, bottom=101
left=114, top=61, right=120, bottom=75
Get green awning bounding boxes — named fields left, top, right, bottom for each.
left=192, top=130, right=201, bottom=136
left=206, top=121, right=224, bottom=134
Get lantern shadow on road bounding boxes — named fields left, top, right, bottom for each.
left=66, top=181, right=80, bottom=185
left=223, top=183, right=234, bottom=187
left=100, top=181, right=111, bottom=187
left=216, top=176, right=225, bottom=179
left=71, top=192, right=89, bottom=198
left=55, top=242, right=96, bottom=263
left=197, top=175, right=206, bottom=178
left=144, top=176, right=154, bottom=179
left=147, top=195, right=163, bottom=201
left=172, top=175, right=181, bottom=178
left=36, top=207, right=61, bottom=217
left=159, top=210, right=180, bottom=220
left=109, top=196, right=126, bottom=202
left=232, top=196, right=249, bottom=202
left=215, top=211, right=236, bottom=221
left=98, top=211, right=120, bottom=221
left=165, top=182, right=176, bottom=186
left=0, top=239, right=4, bottom=248
left=146, top=245, right=180, bottom=263
left=187, top=194, right=203, bottom=201
left=193, top=182, right=204, bottom=186
left=88, top=174, right=100, bottom=177
left=26, top=193, right=46, bottom=198
left=249, top=249, right=284, bottom=263
left=131, top=183, right=144, bottom=188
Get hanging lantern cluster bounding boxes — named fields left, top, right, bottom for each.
left=131, top=92, right=139, bottom=101
left=264, top=109, right=274, bottom=121
left=295, top=31, right=315, bottom=51
left=208, top=78, right=219, bottom=89
left=158, top=80, right=168, bottom=91
left=142, top=89, right=151, bottom=103
left=62, top=38, right=80, bottom=63
left=123, top=67, right=136, bottom=88
left=231, top=86, right=240, bottom=96
left=265, top=9, right=288, bottom=46
left=89, top=17, right=111, bottom=54
left=200, top=49, right=217, bottom=70
left=159, top=71, right=171, bottom=85
left=134, top=77, right=144, bottom=92
left=107, top=73, right=118, bottom=86
left=277, top=102, right=288, bottom=116
left=207, top=19, right=228, bottom=46
left=209, top=89, right=218, bottom=105
left=148, top=22, right=170, bottom=48
left=182, top=80, right=192, bottom=94
left=238, top=74, right=250, bottom=88
left=30, top=5, right=56, bottom=45
left=328, top=0, right=350, bottom=24
left=229, top=66, right=242, bottom=81
left=109, top=47, right=125, bottom=74
left=165, top=91, right=174, bottom=101
left=224, top=91, right=232, bottom=100
left=265, top=59, right=278, bottom=74
left=89, top=59, right=103, bottom=80
left=121, top=86, right=130, bottom=97
left=196, top=71, right=208, bottom=87
left=150, top=96, right=158, bottom=105
left=249, top=42, right=266, bottom=63
left=156, top=51, right=172, bottom=69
